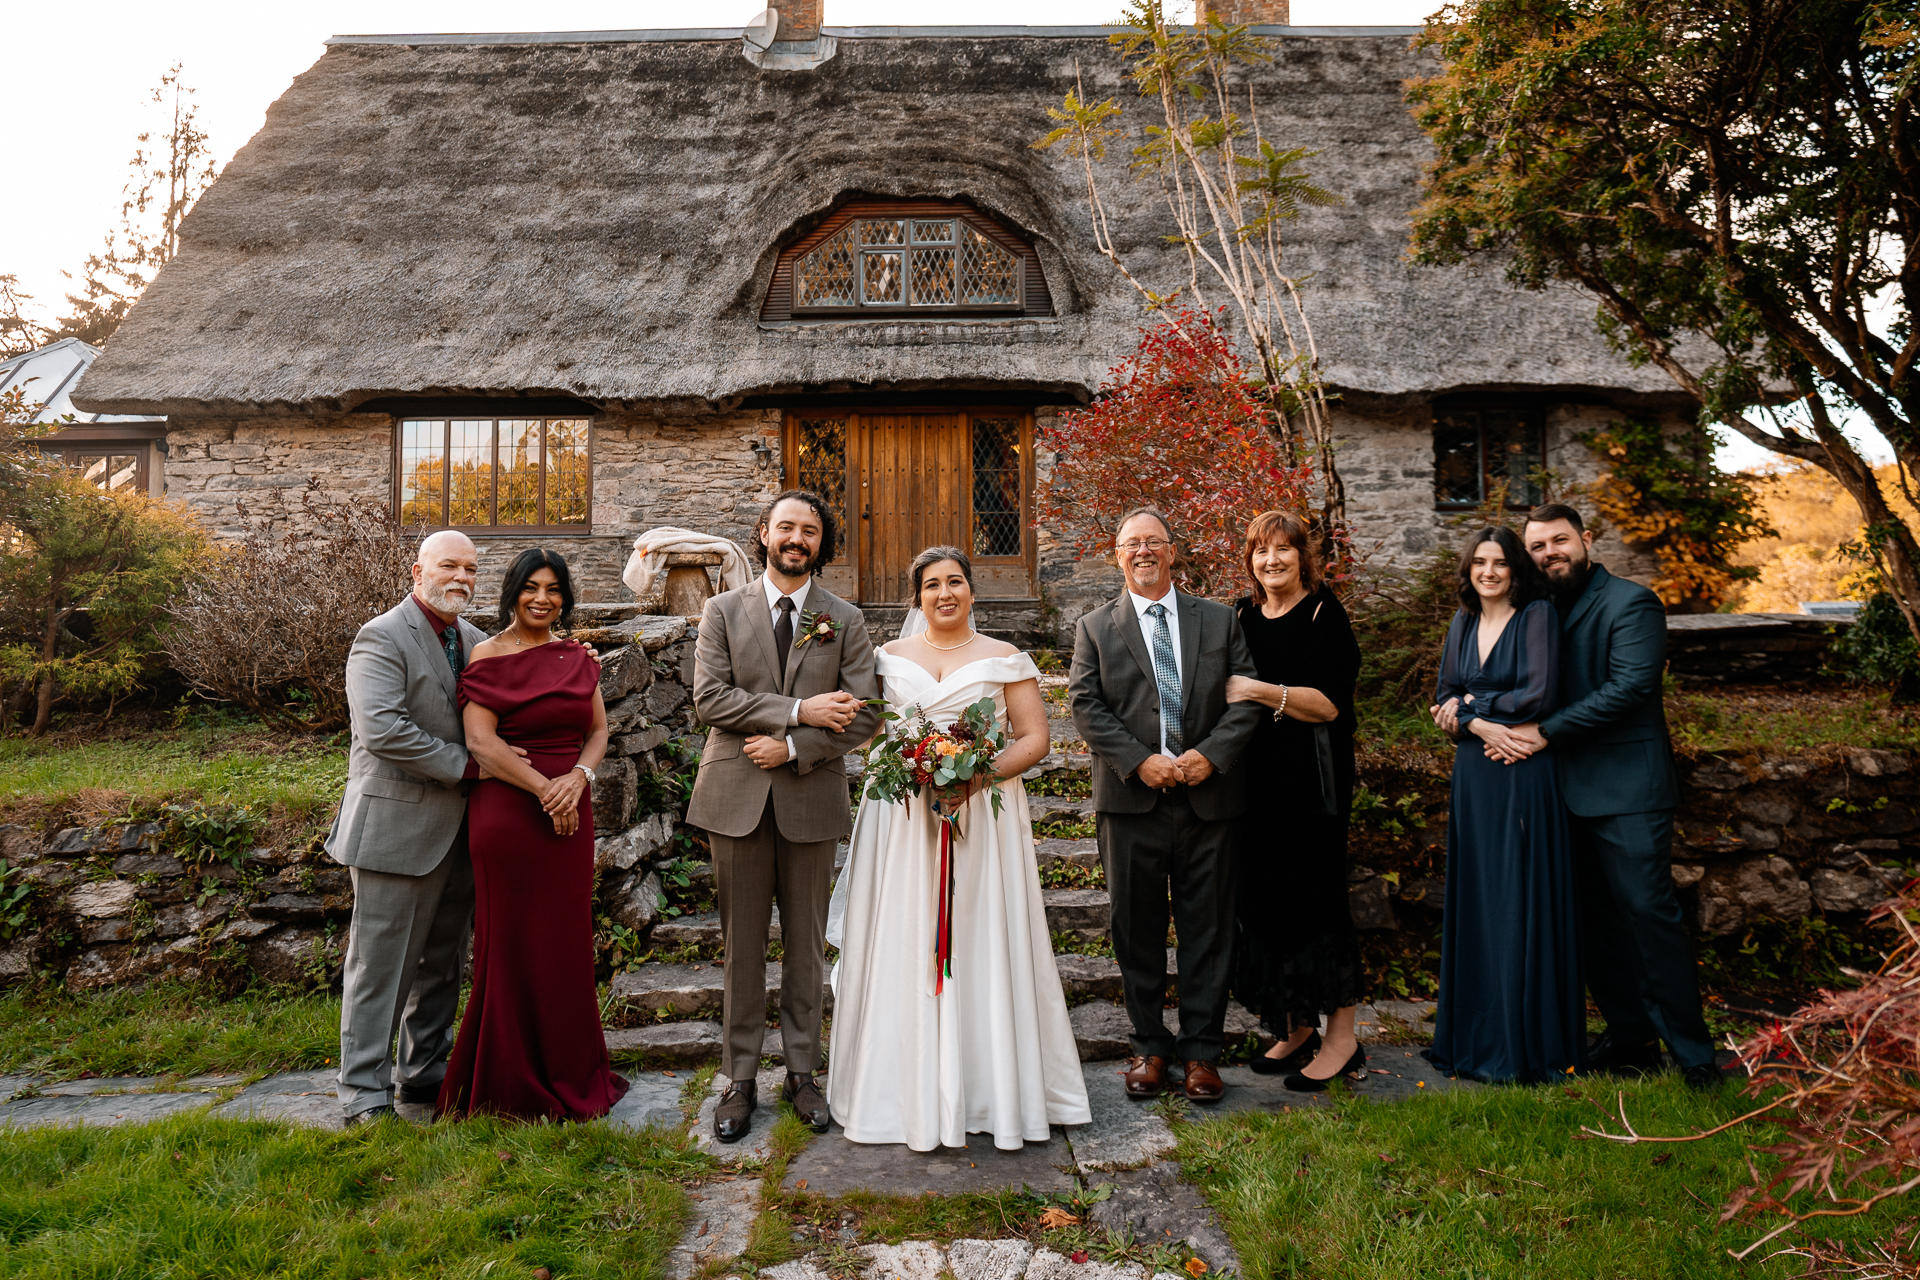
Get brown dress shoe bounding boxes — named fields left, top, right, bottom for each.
left=714, top=1079, right=756, bottom=1144
left=782, top=1071, right=831, bottom=1132
left=1183, top=1060, right=1226, bottom=1104
left=1123, top=1055, right=1171, bottom=1098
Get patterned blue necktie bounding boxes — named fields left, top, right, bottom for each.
left=441, top=624, right=464, bottom=678
left=1145, top=602, right=1184, bottom=755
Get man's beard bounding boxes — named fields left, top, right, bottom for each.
left=421, top=581, right=471, bottom=613
left=1542, top=554, right=1592, bottom=599
left=768, top=542, right=822, bottom=576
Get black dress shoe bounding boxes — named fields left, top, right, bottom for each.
left=1284, top=1045, right=1366, bottom=1093
left=1683, top=1062, right=1726, bottom=1093
left=1588, top=1030, right=1663, bottom=1076
left=1249, top=1030, right=1321, bottom=1076
left=714, top=1079, right=756, bottom=1144
left=396, top=1081, right=440, bottom=1105
left=782, top=1071, right=831, bottom=1132
left=345, top=1104, right=397, bottom=1128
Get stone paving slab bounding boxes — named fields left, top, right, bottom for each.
left=39, top=1075, right=168, bottom=1096
left=1210, top=1045, right=1469, bottom=1113
left=0, top=1090, right=211, bottom=1129
left=1089, top=1162, right=1241, bottom=1275
left=209, top=1070, right=345, bottom=1129
left=762, top=1243, right=1186, bottom=1280
left=603, top=1070, right=687, bottom=1131
left=781, top=1125, right=1077, bottom=1196
left=1070, top=1060, right=1177, bottom=1170
left=667, top=1176, right=761, bottom=1280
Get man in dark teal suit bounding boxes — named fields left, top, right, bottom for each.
left=1508, top=504, right=1719, bottom=1091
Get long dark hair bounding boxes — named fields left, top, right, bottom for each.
left=498, top=548, right=576, bottom=630
left=1455, top=526, right=1547, bottom=614
left=754, top=489, right=838, bottom=572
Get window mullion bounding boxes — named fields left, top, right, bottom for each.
left=538, top=420, right=548, bottom=529
left=441, top=420, right=451, bottom=529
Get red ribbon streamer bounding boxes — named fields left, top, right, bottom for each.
left=935, top=815, right=955, bottom=994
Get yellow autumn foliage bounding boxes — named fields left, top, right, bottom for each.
left=1730, top=462, right=1910, bottom=613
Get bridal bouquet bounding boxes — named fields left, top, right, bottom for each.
left=861, top=696, right=1010, bottom=992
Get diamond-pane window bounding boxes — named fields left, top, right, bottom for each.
left=796, top=418, right=849, bottom=562
left=396, top=417, right=592, bottom=529
left=911, top=248, right=956, bottom=306
left=860, top=220, right=904, bottom=245
left=912, top=220, right=954, bottom=242
left=1433, top=407, right=1544, bottom=509
left=796, top=227, right=856, bottom=307
left=959, top=226, right=1019, bottom=305
left=863, top=251, right=903, bottom=304
left=972, top=417, right=1022, bottom=557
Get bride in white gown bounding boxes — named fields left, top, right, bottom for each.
left=826, top=546, right=1091, bottom=1150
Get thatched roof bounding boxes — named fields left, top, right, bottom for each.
left=73, top=26, right=1690, bottom=417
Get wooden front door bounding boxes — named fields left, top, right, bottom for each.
left=860, top=413, right=968, bottom=602
left=782, top=408, right=1036, bottom=605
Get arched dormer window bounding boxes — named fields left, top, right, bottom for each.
left=762, top=200, right=1053, bottom=322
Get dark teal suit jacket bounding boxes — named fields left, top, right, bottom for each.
left=1539, top=565, right=1678, bottom=817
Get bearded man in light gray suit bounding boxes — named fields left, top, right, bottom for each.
left=327, top=530, right=493, bottom=1126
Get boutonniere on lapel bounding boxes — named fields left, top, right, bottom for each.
left=793, top=609, right=842, bottom=650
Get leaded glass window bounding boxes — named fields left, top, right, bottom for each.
left=396, top=418, right=592, bottom=528
left=793, top=214, right=1022, bottom=312
left=971, top=418, right=1022, bottom=557
left=795, top=417, right=849, bottom=561
left=1433, top=407, right=1544, bottom=509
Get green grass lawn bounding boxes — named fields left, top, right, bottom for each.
left=0, top=1110, right=700, bottom=1280
left=0, top=983, right=339, bottom=1080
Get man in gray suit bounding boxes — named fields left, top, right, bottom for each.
left=1069, top=508, right=1260, bottom=1104
left=690, top=490, right=880, bottom=1143
left=327, top=529, right=492, bottom=1125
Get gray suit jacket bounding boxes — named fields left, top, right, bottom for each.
left=1540, top=564, right=1679, bottom=817
left=687, top=580, right=881, bottom=843
left=1068, top=589, right=1261, bottom=821
left=325, top=596, right=487, bottom=875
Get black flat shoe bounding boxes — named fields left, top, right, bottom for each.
left=1283, top=1045, right=1366, bottom=1093
left=1683, top=1062, right=1726, bottom=1093
left=1248, top=1030, right=1321, bottom=1076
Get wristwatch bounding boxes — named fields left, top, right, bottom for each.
left=573, top=765, right=596, bottom=785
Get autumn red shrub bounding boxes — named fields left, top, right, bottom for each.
left=1037, top=310, right=1348, bottom=598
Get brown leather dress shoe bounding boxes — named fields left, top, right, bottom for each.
left=1123, top=1055, right=1171, bottom=1098
left=1183, top=1059, right=1226, bottom=1104
left=714, top=1079, right=756, bottom=1144
left=782, top=1071, right=831, bottom=1132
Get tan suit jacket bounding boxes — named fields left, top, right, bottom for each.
left=687, top=580, right=880, bottom=843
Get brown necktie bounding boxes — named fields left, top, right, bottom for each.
left=774, top=597, right=796, bottom=677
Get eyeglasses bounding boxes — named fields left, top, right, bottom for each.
left=1117, top=538, right=1173, bottom=553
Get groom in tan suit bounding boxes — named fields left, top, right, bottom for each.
left=690, top=490, right=880, bottom=1143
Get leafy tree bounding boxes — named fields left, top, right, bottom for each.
left=1579, top=417, right=1772, bottom=610
left=1035, top=0, right=1349, bottom=562
left=55, top=64, right=218, bottom=346
left=1036, top=310, right=1333, bottom=598
left=1407, top=0, right=1920, bottom=642
left=0, top=277, right=47, bottom=358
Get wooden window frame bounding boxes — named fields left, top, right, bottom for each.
left=392, top=417, right=593, bottom=533
left=763, top=200, right=1053, bottom=323
left=781, top=407, right=1036, bottom=603
left=1432, top=402, right=1547, bottom=512
left=35, top=423, right=167, bottom=495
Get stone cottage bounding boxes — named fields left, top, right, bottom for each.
left=70, top=2, right=1685, bottom=636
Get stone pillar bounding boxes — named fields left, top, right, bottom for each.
left=777, top=0, right=822, bottom=41
left=1196, top=0, right=1289, bottom=23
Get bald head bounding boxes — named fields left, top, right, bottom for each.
left=412, top=531, right=479, bottom=619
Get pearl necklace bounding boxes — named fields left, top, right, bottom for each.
left=921, top=630, right=977, bottom=651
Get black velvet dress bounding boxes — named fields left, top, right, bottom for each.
left=1427, top=598, right=1586, bottom=1083
left=1231, top=588, right=1366, bottom=1036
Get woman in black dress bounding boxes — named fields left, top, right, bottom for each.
left=1425, top=526, right=1585, bottom=1083
left=1226, top=510, right=1367, bottom=1091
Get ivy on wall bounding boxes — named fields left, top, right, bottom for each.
left=1579, top=418, right=1771, bottom=612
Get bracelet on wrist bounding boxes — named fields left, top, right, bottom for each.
left=1272, top=685, right=1290, bottom=721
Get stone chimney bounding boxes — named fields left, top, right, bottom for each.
left=776, top=0, right=823, bottom=41
left=1195, top=0, right=1289, bottom=23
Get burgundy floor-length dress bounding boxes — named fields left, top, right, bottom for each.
left=437, top=640, right=629, bottom=1121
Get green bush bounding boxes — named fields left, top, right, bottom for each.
left=1827, top=591, right=1920, bottom=701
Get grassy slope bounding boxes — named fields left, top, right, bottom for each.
left=0, top=984, right=339, bottom=1079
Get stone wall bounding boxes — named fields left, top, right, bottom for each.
left=0, top=616, right=707, bottom=992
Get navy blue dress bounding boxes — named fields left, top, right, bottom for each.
left=1428, top=598, right=1586, bottom=1084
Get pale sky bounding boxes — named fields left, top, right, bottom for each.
left=13, top=0, right=1859, bottom=472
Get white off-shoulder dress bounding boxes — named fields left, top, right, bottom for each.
left=825, top=650, right=1091, bottom=1150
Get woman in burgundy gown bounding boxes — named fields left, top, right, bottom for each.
left=437, top=549, right=629, bottom=1122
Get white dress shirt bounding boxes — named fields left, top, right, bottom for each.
left=762, top=574, right=812, bottom=758
left=1128, top=587, right=1183, bottom=757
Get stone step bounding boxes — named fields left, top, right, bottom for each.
left=606, top=1020, right=723, bottom=1063
left=1043, top=888, right=1109, bottom=935
left=609, top=961, right=831, bottom=1020
left=648, top=909, right=783, bottom=950
left=1052, top=953, right=1124, bottom=1000
left=1035, top=838, right=1100, bottom=868
left=1028, top=797, right=1095, bottom=826
left=1068, top=999, right=1269, bottom=1062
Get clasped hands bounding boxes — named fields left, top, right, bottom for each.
left=1137, top=749, right=1215, bottom=791
left=1428, top=696, right=1547, bottom=766
left=744, top=690, right=865, bottom=770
